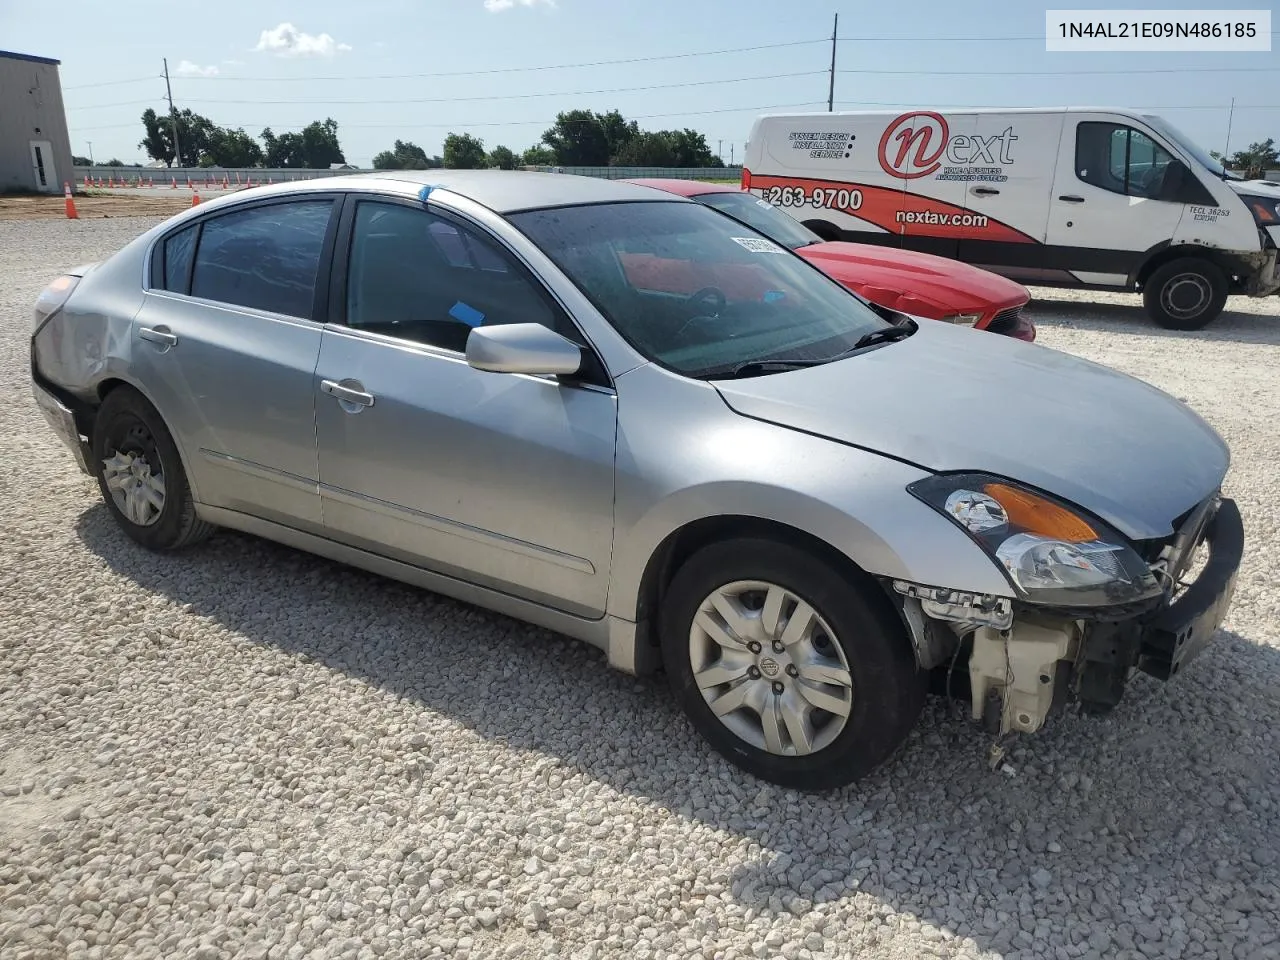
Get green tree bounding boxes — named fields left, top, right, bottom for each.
left=1219, top=139, right=1279, bottom=179
left=521, top=145, right=555, bottom=166
left=260, top=119, right=345, bottom=169
left=596, top=109, right=639, bottom=159
left=205, top=127, right=264, bottom=168
left=541, top=110, right=610, bottom=166
left=660, top=128, right=719, bottom=167
left=487, top=145, right=517, bottom=170
left=72, top=154, right=92, bottom=166
left=373, top=139, right=432, bottom=169
left=443, top=132, right=487, bottom=169
left=612, top=132, right=676, bottom=166
left=139, top=107, right=216, bottom=166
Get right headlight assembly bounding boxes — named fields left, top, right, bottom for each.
left=908, top=473, right=1162, bottom=608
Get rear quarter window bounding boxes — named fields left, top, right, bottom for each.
left=157, top=225, right=197, bottom=294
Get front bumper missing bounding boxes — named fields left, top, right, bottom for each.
left=31, top=377, right=93, bottom=476
left=933, top=497, right=1244, bottom=736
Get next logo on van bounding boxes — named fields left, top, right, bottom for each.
left=878, top=111, right=1018, bottom=181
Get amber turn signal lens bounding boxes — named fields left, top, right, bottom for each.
left=982, top=483, right=1097, bottom=543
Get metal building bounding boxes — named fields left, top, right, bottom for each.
left=0, top=50, right=73, bottom=194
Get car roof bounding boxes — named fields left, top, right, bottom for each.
left=304, top=170, right=690, bottom=214
left=625, top=178, right=744, bottom=198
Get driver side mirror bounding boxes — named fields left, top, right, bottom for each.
left=465, top=323, right=583, bottom=376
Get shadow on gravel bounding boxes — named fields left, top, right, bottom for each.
left=1027, top=296, right=1280, bottom=347
left=74, top=503, right=1280, bottom=958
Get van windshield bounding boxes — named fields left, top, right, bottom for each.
left=1143, top=114, right=1240, bottom=181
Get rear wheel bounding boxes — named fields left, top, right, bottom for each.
left=1142, top=257, right=1228, bottom=331
left=659, top=538, right=926, bottom=790
left=92, top=386, right=214, bottom=551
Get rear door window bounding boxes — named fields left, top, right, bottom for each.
left=190, top=200, right=334, bottom=318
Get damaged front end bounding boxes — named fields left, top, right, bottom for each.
left=890, top=479, right=1244, bottom=737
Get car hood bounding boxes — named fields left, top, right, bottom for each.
left=1226, top=178, right=1280, bottom=199
left=796, top=242, right=1028, bottom=318
left=712, top=321, right=1228, bottom=540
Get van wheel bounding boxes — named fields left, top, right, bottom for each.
left=801, top=219, right=842, bottom=242
left=92, top=386, right=215, bottom=551
left=1142, top=258, right=1227, bottom=331
left=659, top=538, right=926, bottom=790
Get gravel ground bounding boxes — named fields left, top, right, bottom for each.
left=2, top=217, right=1279, bottom=960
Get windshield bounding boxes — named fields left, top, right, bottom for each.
left=1143, top=114, right=1240, bottom=181
left=694, top=191, right=822, bottom=250
left=508, top=200, right=890, bottom=378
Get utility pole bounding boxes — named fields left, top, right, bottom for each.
left=730, top=143, right=735, bottom=165
left=162, top=58, right=182, bottom=168
left=827, top=13, right=838, bottom=112
left=87, top=141, right=93, bottom=165
left=1222, top=96, right=1236, bottom=171
left=718, top=139, right=723, bottom=161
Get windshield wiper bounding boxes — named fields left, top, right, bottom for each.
left=715, top=358, right=831, bottom=379
left=706, top=322, right=917, bottom=379
left=850, top=323, right=914, bottom=350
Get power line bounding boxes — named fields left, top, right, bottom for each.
left=70, top=100, right=829, bottom=134
left=63, top=75, right=158, bottom=91
left=62, top=37, right=827, bottom=89
left=839, top=65, right=1280, bottom=76
left=70, top=70, right=825, bottom=110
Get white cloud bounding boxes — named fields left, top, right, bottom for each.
left=221, top=58, right=246, bottom=66
left=254, top=22, right=352, bottom=58
left=484, top=0, right=555, bottom=11
left=175, top=60, right=219, bottom=77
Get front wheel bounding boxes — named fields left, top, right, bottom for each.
left=1142, top=258, right=1228, bottom=331
left=659, top=538, right=926, bottom=790
left=92, top=386, right=215, bottom=551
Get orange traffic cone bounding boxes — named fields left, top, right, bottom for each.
left=222, top=175, right=229, bottom=189
left=191, top=188, right=200, bottom=206
left=82, top=174, right=90, bottom=189
left=148, top=177, right=155, bottom=188
left=63, top=182, right=79, bottom=219
left=171, top=176, right=177, bottom=189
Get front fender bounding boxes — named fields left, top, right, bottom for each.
left=606, top=366, right=1016, bottom=623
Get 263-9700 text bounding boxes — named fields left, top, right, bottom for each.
left=764, top=186, right=864, bottom=211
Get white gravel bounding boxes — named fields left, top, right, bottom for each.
left=2, top=216, right=1279, bottom=960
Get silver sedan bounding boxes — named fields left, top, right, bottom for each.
left=30, top=171, right=1243, bottom=789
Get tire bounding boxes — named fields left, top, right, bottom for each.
left=659, top=538, right=926, bottom=790
left=1142, top=257, right=1228, bottom=331
left=92, top=386, right=215, bottom=551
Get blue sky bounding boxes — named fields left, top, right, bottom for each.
left=2, top=0, right=1277, bottom=166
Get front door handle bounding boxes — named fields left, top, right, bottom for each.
left=1058, top=194, right=1085, bottom=203
left=970, top=186, right=1001, bottom=196
left=139, top=325, right=178, bottom=347
left=320, top=378, right=376, bottom=408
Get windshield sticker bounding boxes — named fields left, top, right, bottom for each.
left=1190, top=205, right=1230, bottom=222
left=731, top=236, right=788, bottom=254
left=449, top=301, right=486, bottom=327
left=762, top=290, right=787, bottom=303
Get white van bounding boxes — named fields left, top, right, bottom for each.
left=743, top=108, right=1280, bottom=329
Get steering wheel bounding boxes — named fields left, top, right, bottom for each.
left=685, top=286, right=727, bottom=315
left=1132, top=165, right=1161, bottom=196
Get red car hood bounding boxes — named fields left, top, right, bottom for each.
left=796, top=241, right=1027, bottom=319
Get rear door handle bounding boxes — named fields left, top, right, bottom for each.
left=320, top=379, right=376, bottom=408
left=970, top=186, right=1000, bottom=196
left=1058, top=195, right=1085, bottom=203
left=138, top=325, right=178, bottom=347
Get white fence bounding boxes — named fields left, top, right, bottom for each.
left=72, top=165, right=744, bottom=187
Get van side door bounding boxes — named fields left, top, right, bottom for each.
left=1045, top=114, right=1188, bottom=287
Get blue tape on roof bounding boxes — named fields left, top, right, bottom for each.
left=449, top=301, right=485, bottom=327
left=763, top=290, right=786, bottom=303
left=418, top=184, right=436, bottom=202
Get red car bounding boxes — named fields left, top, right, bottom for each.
left=626, top=179, right=1035, bottom=341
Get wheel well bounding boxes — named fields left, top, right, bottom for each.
left=634, top=515, right=891, bottom=666
left=800, top=219, right=842, bottom=241
left=1134, top=247, right=1233, bottom=290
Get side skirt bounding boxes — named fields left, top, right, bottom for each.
left=196, top=504, right=655, bottom=676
